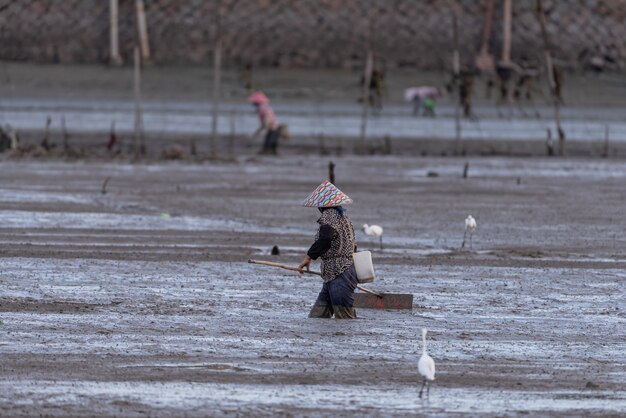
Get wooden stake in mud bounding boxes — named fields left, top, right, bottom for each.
left=359, top=49, right=373, bottom=154
left=109, top=0, right=123, bottom=65
left=229, top=109, right=236, bottom=158
left=210, top=0, right=225, bottom=159
left=502, top=0, right=512, bottom=66
left=135, top=0, right=151, bottom=61
left=475, top=0, right=495, bottom=72
left=452, top=8, right=462, bottom=155
left=133, top=46, right=145, bottom=158
left=536, top=0, right=565, bottom=156
left=602, top=125, right=610, bottom=158
left=358, top=11, right=376, bottom=155
left=546, top=128, right=554, bottom=156
left=318, top=134, right=328, bottom=155
left=101, top=176, right=111, bottom=195
left=107, top=121, right=118, bottom=152
left=61, top=115, right=69, bottom=153
left=41, top=116, right=51, bottom=151
left=328, top=160, right=336, bottom=184
left=210, top=39, right=222, bottom=159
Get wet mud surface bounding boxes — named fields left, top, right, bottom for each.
left=0, top=156, right=625, bottom=417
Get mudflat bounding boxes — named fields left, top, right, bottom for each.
left=0, top=155, right=624, bottom=417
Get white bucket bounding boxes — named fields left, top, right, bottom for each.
left=353, top=251, right=375, bottom=283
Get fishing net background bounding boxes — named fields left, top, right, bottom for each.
left=1, top=1, right=624, bottom=69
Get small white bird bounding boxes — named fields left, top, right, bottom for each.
left=461, top=215, right=477, bottom=249
left=362, top=224, right=384, bottom=250
left=418, top=328, right=436, bottom=398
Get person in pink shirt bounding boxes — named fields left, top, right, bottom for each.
left=248, top=91, right=285, bottom=155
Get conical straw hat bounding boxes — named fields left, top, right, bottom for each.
left=302, top=180, right=353, bottom=208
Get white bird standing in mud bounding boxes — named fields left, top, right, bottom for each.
left=362, top=224, right=384, bottom=250
left=461, top=215, right=477, bottom=249
left=418, top=328, right=436, bottom=398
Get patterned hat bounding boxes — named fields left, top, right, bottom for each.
left=302, top=180, right=353, bottom=208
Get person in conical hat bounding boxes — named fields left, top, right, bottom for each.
left=248, top=91, right=287, bottom=155
left=298, top=180, right=358, bottom=319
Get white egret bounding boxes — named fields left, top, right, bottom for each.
left=461, top=215, right=477, bottom=249
left=362, top=224, right=384, bottom=250
left=418, top=328, right=436, bottom=398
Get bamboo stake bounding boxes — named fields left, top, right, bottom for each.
left=602, top=125, right=609, bottom=158
left=210, top=39, right=222, bottom=159
left=135, top=0, right=151, bottom=61
left=358, top=10, right=376, bottom=155
left=101, top=176, right=111, bottom=195
left=61, top=115, right=68, bottom=153
left=109, top=0, right=122, bottom=65
left=359, top=49, right=373, bottom=154
left=133, top=46, right=145, bottom=158
left=41, top=116, right=51, bottom=150
left=229, top=109, right=236, bottom=158
left=536, top=0, right=565, bottom=156
left=546, top=128, right=554, bottom=156
left=452, top=8, right=461, bottom=155
left=210, top=1, right=224, bottom=160
left=502, top=0, right=512, bottom=65
left=480, top=0, right=494, bottom=54
left=475, top=0, right=495, bottom=72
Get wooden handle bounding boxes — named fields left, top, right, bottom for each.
left=248, top=259, right=383, bottom=298
left=355, top=285, right=382, bottom=298
left=248, top=259, right=321, bottom=276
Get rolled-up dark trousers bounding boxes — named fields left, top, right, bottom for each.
left=262, top=128, right=280, bottom=154
left=308, top=264, right=358, bottom=319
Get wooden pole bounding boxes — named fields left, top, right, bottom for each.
left=536, top=0, right=565, bottom=156
left=42, top=116, right=51, bottom=150
left=135, top=0, right=151, bottom=61
left=546, top=128, right=554, bottom=156
left=133, top=46, right=145, bottom=158
left=475, top=0, right=495, bottom=72
left=502, top=0, right=512, bottom=65
left=480, top=0, right=495, bottom=56
left=108, top=121, right=117, bottom=152
left=61, top=115, right=69, bottom=153
left=109, top=0, right=122, bottom=65
left=359, top=49, right=373, bottom=154
left=452, top=9, right=461, bottom=155
left=229, top=109, right=236, bottom=158
left=357, top=10, right=376, bottom=155
left=210, top=1, right=224, bottom=159
left=602, top=125, right=609, bottom=158
left=210, top=40, right=222, bottom=159
left=556, top=104, right=564, bottom=157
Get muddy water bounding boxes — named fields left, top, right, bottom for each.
left=0, top=156, right=624, bottom=417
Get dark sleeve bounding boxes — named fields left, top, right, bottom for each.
left=307, top=225, right=336, bottom=260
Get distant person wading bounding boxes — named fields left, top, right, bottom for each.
left=298, top=181, right=359, bottom=319
left=248, top=91, right=286, bottom=155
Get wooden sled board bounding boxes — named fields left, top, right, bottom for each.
left=354, top=292, right=413, bottom=310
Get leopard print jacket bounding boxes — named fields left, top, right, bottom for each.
left=315, top=208, right=356, bottom=282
